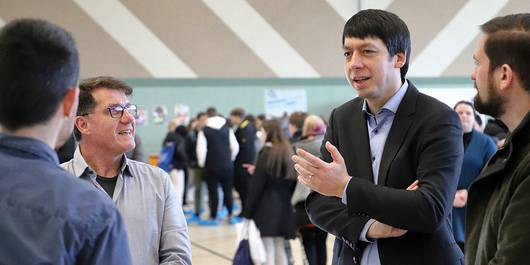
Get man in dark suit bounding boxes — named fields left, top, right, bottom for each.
left=230, top=107, right=257, bottom=218
left=292, top=9, right=464, bottom=265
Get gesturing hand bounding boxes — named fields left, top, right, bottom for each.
left=292, top=141, right=350, bottom=197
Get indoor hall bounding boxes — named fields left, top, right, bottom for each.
left=1, top=1, right=529, bottom=265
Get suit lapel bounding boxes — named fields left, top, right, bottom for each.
left=377, top=84, right=418, bottom=185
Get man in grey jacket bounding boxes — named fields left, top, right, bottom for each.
left=62, top=76, right=191, bottom=265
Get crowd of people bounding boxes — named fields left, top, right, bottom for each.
left=159, top=107, right=330, bottom=264
left=1, top=8, right=529, bottom=265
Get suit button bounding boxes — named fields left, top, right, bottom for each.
left=353, top=257, right=358, bottom=264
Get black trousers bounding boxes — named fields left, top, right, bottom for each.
left=300, top=226, right=328, bottom=265
left=233, top=163, right=251, bottom=216
left=204, top=167, right=234, bottom=219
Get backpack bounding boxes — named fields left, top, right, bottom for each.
left=158, top=142, right=176, bottom=172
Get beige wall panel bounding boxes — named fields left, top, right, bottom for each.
left=442, top=0, right=530, bottom=76
left=248, top=0, right=345, bottom=77
left=122, top=0, right=275, bottom=77
left=388, top=0, right=467, bottom=61
left=442, top=36, right=479, bottom=77
left=0, top=0, right=151, bottom=78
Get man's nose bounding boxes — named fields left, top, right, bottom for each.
left=349, top=52, right=363, bottom=69
left=120, top=109, right=135, bottom=122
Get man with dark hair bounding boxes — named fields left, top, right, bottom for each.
left=206, top=106, right=218, bottom=117
left=293, top=10, right=463, bottom=265
left=186, top=112, right=208, bottom=223
left=197, top=107, right=239, bottom=225
left=62, top=76, right=191, bottom=265
left=0, top=19, right=131, bottom=264
left=288, top=111, right=308, bottom=143
left=230, top=107, right=257, bottom=219
left=465, top=13, right=530, bottom=265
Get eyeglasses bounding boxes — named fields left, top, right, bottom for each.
left=80, top=103, right=138, bottom=119
left=107, top=104, right=138, bottom=118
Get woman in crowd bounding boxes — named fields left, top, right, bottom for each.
left=452, top=100, right=497, bottom=252
left=291, top=115, right=328, bottom=265
left=161, top=119, right=188, bottom=203
left=243, top=119, right=297, bottom=265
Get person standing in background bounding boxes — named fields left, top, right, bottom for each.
left=186, top=112, right=208, bottom=223
left=451, top=100, right=496, bottom=253
left=291, top=115, right=328, bottom=265
left=197, top=107, right=239, bottom=225
left=244, top=119, right=297, bottom=265
left=230, top=107, right=257, bottom=219
left=288, top=111, right=308, bottom=143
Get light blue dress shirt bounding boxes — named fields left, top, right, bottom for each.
left=62, top=147, right=192, bottom=265
left=342, top=81, right=409, bottom=265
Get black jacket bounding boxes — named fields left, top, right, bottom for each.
left=306, top=82, right=464, bottom=265
left=243, top=146, right=296, bottom=238
left=234, top=120, right=257, bottom=165
left=465, top=111, right=530, bottom=265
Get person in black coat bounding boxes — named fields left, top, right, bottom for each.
left=230, top=108, right=257, bottom=218
left=243, top=119, right=297, bottom=265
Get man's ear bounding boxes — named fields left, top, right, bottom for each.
left=75, top=115, right=89, bottom=137
left=498, top=64, right=514, bottom=92
left=394, top=52, right=406, bottom=68
left=62, top=87, right=79, bottom=117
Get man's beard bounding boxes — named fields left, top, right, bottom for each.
left=473, top=76, right=505, bottom=118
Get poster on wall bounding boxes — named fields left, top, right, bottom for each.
left=173, top=104, right=190, bottom=126
left=135, top=106, right=148, bottom=126
left=264, top=89, right=307, bottom=118
left=153, top=105, right=168, bottom=125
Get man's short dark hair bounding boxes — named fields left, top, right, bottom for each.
left=343, top=9, right=411, bottom=81
left=0, top=18, right=79, bottom=131
left=206, top=107, right=217, bottom=117
left=74, top=76, right=133, bottom=140
left=289, top=111, right=308, bottom=130
left=230, top=108, right=245, bottom=118
left=481, top=13, right=530, bottom=93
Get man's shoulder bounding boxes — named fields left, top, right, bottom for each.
left=126, top=159, right=169, bottom=181
left=1, top=160, right=120, bottom=229
left=415, top=90, right=453, bottom=112
left=333, top=97, right=364, bottom=116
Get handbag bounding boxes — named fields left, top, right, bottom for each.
left=233, top=239, right=253, bottom=265
left=235, top=219, right=267, bottom=265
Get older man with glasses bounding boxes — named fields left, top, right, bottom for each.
left=61, top=76, right=192, bottom=265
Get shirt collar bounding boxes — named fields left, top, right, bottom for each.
left=71, top=146, right=130, bottom=177
left=362, top=80, right=409, bottom=115
left=0, top=133, right=59, bottom=164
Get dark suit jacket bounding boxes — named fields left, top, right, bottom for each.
left=306, top=82, right=464, bottom=265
